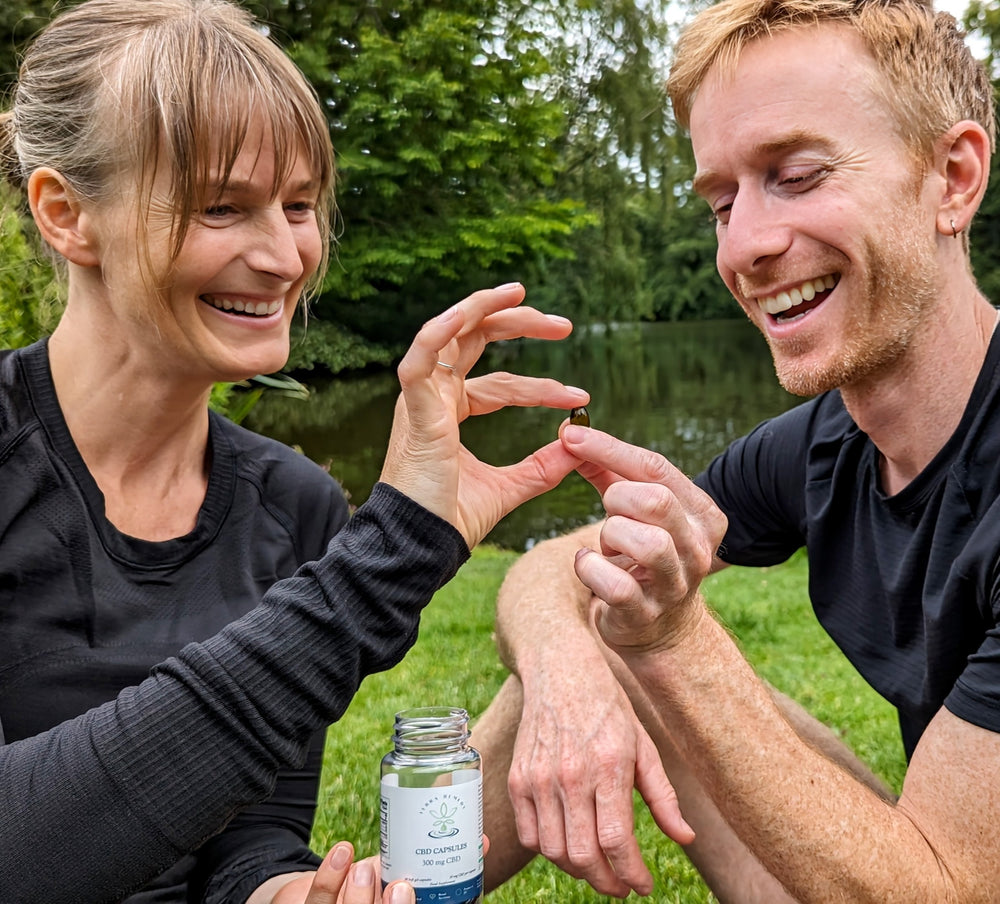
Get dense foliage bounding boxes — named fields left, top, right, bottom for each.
left=0, top=0, right=998, bottom=373
left=0, top=189, right=63, bottom=346
left=241, top=1, right=585, bottom=348
left=966, top=1, right=1000, bottom=303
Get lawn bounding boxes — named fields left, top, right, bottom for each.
left=312, top=546, right=908, bottom=902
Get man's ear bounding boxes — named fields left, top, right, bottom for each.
left=27, top=167, right=102, bottom=266
left=934, top=120, right=991, bottom=237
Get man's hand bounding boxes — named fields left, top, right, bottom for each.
left=561, top=425, right=728, bottom=652
left=507, top=657, right=694, bottom=898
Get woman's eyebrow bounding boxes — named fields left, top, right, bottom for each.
left=211, top=176, right=320, bottom=195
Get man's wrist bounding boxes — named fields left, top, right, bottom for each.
left=604, top=594, right=711, bottom=661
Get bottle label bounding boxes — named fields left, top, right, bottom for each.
left=380, top=770, right=483, bottom=903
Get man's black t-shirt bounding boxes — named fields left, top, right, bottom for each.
left=695, top=328, right=1000, bottom=758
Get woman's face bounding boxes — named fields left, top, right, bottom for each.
left=99, top=116, right=324, bottom=387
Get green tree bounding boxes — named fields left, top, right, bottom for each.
left=964, top=0, right=1000, bottom=304
left=247, top=0, right=586, bottom=351
left=0, top=1, right=723, bottom=363
left=0, top=1, right=51, bottom=93
left=515, top=0, right=727, bottom=325
left=0, top=187, right=62, bottom=347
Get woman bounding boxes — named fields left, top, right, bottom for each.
left=0, top=1, right=589, bottom=902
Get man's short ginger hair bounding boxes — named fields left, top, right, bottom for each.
left=667, top=0, right=995, bottom=162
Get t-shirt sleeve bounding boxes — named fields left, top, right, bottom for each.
left=944, top=552, right=1000, bottom=735
left=0, top=483, right=469, bottom=903
left=694, top=400, right=817, bottom=566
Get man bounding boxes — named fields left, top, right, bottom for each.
left=473, top=1, right=1000, bottom=901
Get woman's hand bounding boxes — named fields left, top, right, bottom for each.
left=265, top=836, right=491, bottom=904
left=380, top=283, right=590, bottom=548
left=268, top=843, right=412, bottom=904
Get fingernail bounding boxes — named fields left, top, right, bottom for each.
left=436, top=305, right=458, bottom=322
left=328, top=843, right=351, bottom=870
left=352, top=860, right=375, bottom=887
left=389, top=883, right=415, bottom=904
left=563, top=424, right=587, bottom=443
left=546, top=314, right=572, bottom=326
left=493, top=281, right=522, bottom=290
left=563, top=385, right=587, bottom=396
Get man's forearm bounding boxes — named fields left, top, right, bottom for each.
left=621, top=608, right=981, bottom=904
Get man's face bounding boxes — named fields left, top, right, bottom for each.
left=689, top=24, right=941, bottom=397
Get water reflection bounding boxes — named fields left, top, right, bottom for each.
left=246, top=319, right=803, bottom=549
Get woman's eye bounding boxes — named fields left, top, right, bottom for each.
left=285, top=201, right=316, bottom=217
left=711, top=203, right=732, bottom=225
left=204, top=205, right=235, bottom=218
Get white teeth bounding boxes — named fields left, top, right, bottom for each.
left=758, top=275, right=836, bottom=316
left=204, top=296, right=281, bottom=317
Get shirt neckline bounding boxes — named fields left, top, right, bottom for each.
left=20, top=338, right=235, bottom=567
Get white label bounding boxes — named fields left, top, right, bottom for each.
left=380, top=770, right=483, bottom=903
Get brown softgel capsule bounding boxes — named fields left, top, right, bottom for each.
left=569, top=406, right=590, bottom=427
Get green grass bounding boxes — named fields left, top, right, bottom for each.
left=313, top=547, right=907, bottom=902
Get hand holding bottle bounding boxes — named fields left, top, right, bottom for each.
left=269, top=843, right=412, bottom=904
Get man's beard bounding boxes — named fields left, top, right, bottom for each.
left=769, top=221, right=938, bottom=398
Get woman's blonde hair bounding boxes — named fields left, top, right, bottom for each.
left=0, top=0, right=335, bottom=295
left=668, top=0, right=995, bottom=162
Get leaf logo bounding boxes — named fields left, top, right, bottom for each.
left=428, top=802, right=459, bottom=838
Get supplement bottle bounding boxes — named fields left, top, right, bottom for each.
left=380, top=706, right=483, bottom=903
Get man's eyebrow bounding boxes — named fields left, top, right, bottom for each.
left=692, top=130, right=835, bottom=198
left=753, top=130, right=834, bottom=158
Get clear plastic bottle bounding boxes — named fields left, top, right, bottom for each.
left=380, top=706, right=483, bottom=904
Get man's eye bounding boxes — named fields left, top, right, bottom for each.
left=779, top=168, right=826, bottom=189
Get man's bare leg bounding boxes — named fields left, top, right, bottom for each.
left=473, top=676, right=538, bottom=892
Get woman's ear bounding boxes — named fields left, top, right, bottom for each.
left=934, top=120, right=991, bottom=237
left=27, top=167, right=102, bottom=266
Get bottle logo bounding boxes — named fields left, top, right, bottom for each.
left=428, top=802, right=459, bottom=839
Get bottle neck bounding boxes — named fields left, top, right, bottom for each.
left=392, top=706, right=470, bottom=758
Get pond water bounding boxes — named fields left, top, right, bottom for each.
left=245, top=318, right=804, bottom=550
